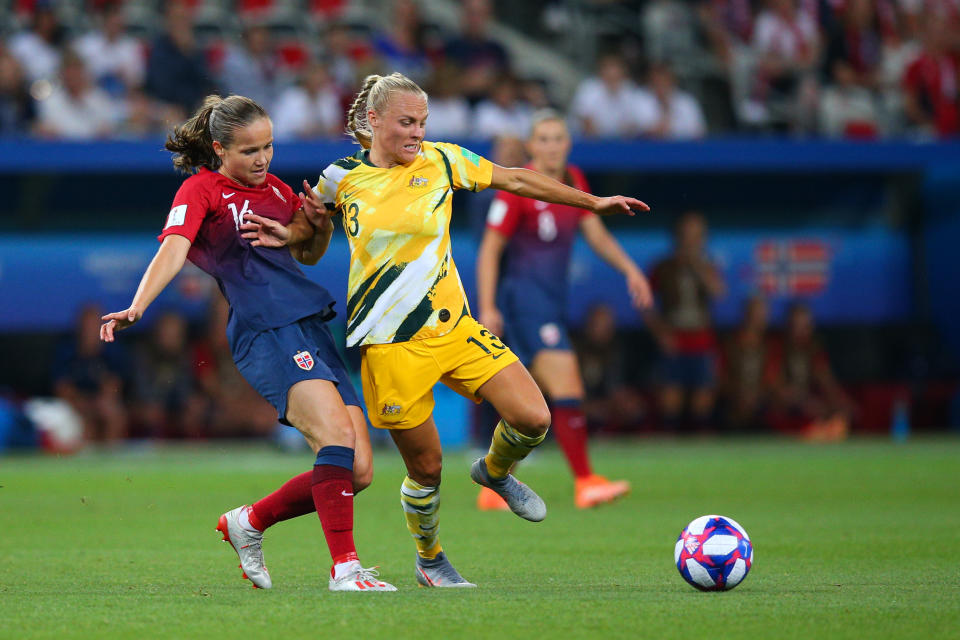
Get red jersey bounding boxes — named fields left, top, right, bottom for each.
left=159, top=168, right=337, bottom=348
left=486, top=164, right=594, bottom=309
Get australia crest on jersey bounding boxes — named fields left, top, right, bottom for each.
left=408, top=175, right=429, bottom=188
left=293, top=350, right=314, bottom=371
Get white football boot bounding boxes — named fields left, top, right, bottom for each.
left=328, top=561, right=397, bottom=592
left=216, top=506, right=273, bottom=589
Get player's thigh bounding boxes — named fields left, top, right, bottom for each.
left=388, top=415, right=443, bottom=486
left=361, top=342, right=440, bottom=430
left=476, top=360, right=550, bottom=436
left=530, top=349, right=585, bottom=400
left=348, top=405, right=374, bottom=492
left=286, top=379, right=355, bottom=451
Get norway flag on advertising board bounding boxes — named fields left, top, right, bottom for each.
left=755, top=239, right=831, bottom=296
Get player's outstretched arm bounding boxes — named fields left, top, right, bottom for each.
left=490, top=165, right=650, bottom=217
left=100, top=234, right=191, bottom=342
left=580, top=215, right=653, bottom=309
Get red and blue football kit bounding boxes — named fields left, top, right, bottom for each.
left=486, top=164, right=594, bottom=362
left=485, top=163, right=597, bottom=479
left=158, top=168, right=359, bottom=419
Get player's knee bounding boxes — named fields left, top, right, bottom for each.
left=297, top=419, right=355, bottom=452
left=353, top=466, right=373, bottom=494
left=512, top=404, right=551, bottom=437
left=352, top=450, right=373, bottom=493
left=408, top=453, right=443, bottom=487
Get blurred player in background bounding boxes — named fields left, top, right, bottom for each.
left=476, top=111, right=653, bottom=510
left=644, top=211, right=726, bottom=432
left=100, top=95, right=395, bottom=592
left=248, top=72, right=649, bottom=587
left=764, top=302, right=851, bottom=441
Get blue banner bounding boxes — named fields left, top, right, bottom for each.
left=0, top=228, right=911, bottom=333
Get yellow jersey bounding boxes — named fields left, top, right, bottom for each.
left=315, top=141, right=493, bottom=347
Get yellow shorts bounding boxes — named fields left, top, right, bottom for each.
left=361, top=315, right=519, bottom=430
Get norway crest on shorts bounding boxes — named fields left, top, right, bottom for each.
left=293, top=350, right=314, bottom=371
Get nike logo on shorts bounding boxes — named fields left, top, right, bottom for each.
left=491, top=352, right=505, bottom=360
left=222, top=192, right=236, bottom=199
left=341, top=490, right=354, bottom=497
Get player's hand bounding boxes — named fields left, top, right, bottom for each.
left=626, top=269, right=654, bottom=310
left=479, top=308, right=504, bottom=337
left=593, top=196, right=650, bottom=217
left=300, top=180, right=334, bottom=231
left=100, top=307, right=142, bottom=342
left=241, top=213, right=289, bottom=247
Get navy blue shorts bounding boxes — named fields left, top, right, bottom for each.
left=660, top=353, right=717, bottom=389
left=233, top=314, right=361, bottom=424
left=502, top=316, right=573, bottom=364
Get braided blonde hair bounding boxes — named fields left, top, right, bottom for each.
left=345, top=72, right=428, bottom=149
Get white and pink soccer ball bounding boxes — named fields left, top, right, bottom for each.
left=675, top=515, right=753, bottom=591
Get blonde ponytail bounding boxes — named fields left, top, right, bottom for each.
left=344, top=72, right=428, bottom=149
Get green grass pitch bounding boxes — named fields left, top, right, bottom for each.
left=2, top=439, right=958, bottom=639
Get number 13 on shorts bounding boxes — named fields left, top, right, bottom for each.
left=466, top=328, right=508, bottom=358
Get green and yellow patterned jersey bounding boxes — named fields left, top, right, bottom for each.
left=314, top=141, right=493, bottom=347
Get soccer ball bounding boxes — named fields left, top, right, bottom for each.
left=675, top=515, right=753, bottom=591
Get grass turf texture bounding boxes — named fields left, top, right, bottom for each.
left=1, top=439, right=958, bottom=640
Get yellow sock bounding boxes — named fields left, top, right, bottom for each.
left=400, top=476, right=442, bottom=559
left=484, top=420, right=547, bottom=479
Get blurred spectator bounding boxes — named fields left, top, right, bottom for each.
left=192, top=293, right=277, bottom=437
left=423, top=62, right=470, bottom=139
left=8, top=2, right=64, bottom=84
left=272, top=60, right=342, bottom=140
left=902, top=15, right=959, bottom=138
left=0, top=48, right=36, bottom=135
left=764, top=302, right=852, bottom=441
left=819, top=60, right=882, bottom=137
left=822, top=0, right=884, bottom=90
left=575, top=304, right=646, bottom=433
left=219, top=23, right=282, bottom=113
left=444, top=0, right=512, bottom=104
left=323, top=22, right=371, bottom=91
left=34, top=51, right=118, bottom=139
left=697, top=0, right=755, bottom=67
left=144, top=1, right=217, bottom=118
left=467, top=133, right=527, bottom=238
left=569, top=52, right=642, bottom=138
left=72, top=2, right=146, bottom=99
left=877, top=5, right=921, bottom=132
left=474, top=75, right=532, bottom=139
left=750, top=0, right=821, bottom=131
left=644, top=212, right=726, bottom=431
left=719, top=295, right=770, bottom=431
left=521, top=77, right=555, bottom=111
left=114, top=88, right=176, bottom=139
left=130, top=311, right=207, bottom=439
left=372, top=0, right=434, bottom=84
left=635, top=63, right=708, bottom=139
left=53, top=304, right=128, bottom=444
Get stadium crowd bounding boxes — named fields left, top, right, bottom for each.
left=2, top=0, right=956, bottom=451
left=0, top=0, right=957, bottom=140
